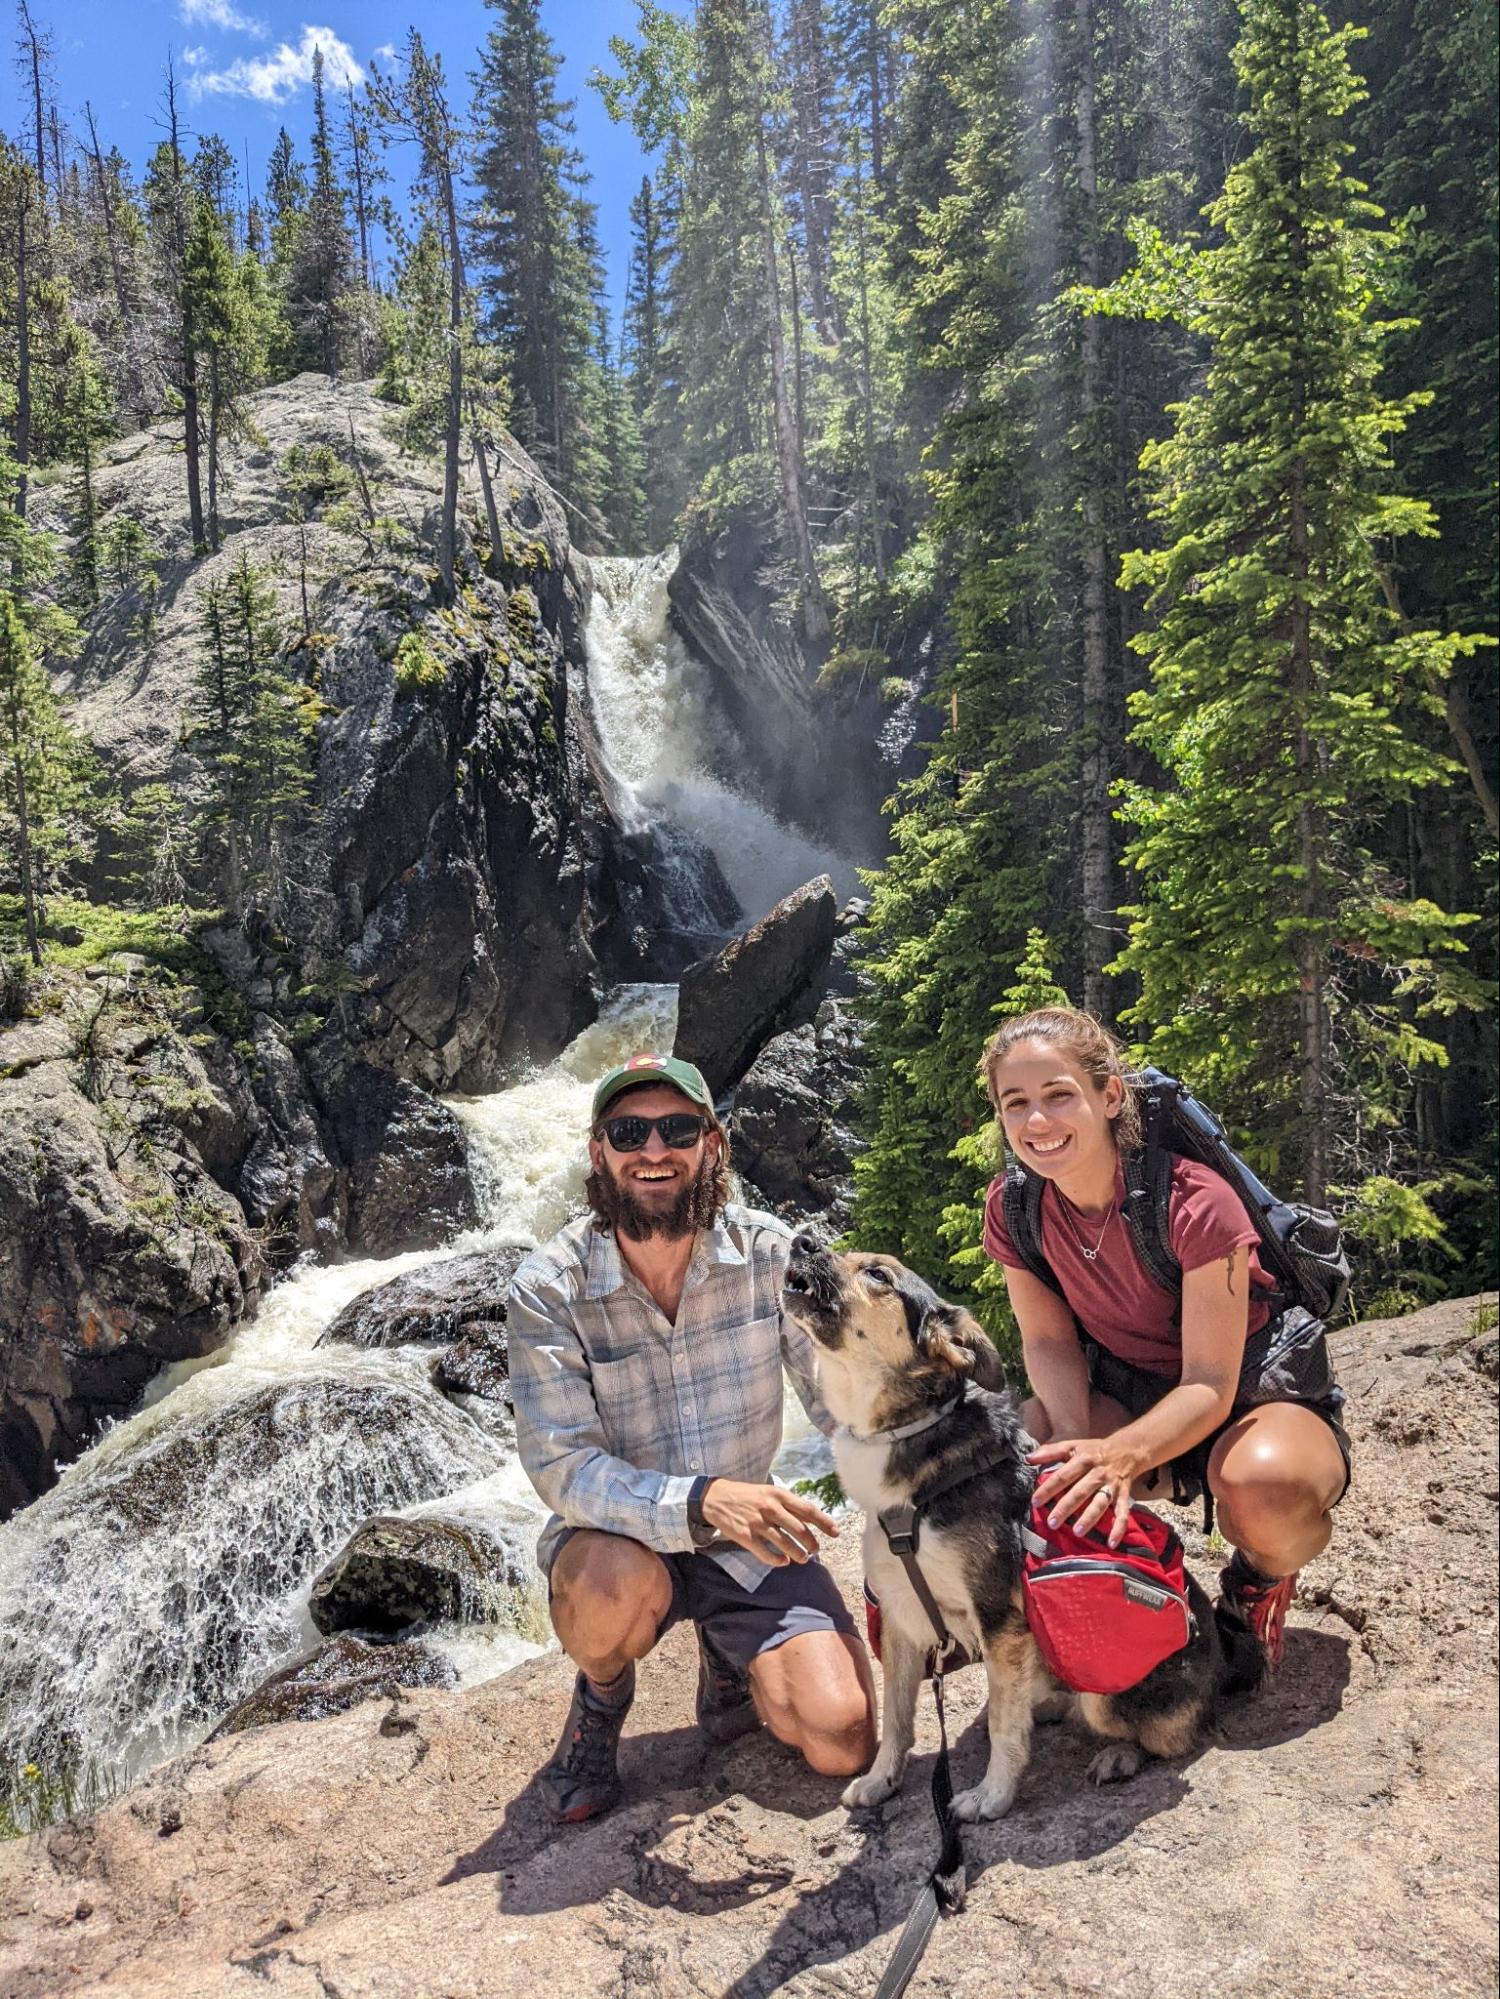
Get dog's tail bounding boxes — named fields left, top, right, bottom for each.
left=1213, top=1597, right=1268, bottom=1698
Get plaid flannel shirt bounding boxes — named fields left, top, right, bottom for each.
left=507, top=1204, right=834, bottom=1591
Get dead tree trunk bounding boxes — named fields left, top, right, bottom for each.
left=1075, top=0, right=1115, bottom=1021
left=754, top=102, right=828, bottom=646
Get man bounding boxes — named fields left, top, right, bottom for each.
left=507, top=1051, right=877, bottom=1823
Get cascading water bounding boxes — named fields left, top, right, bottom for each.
left=580, top=552, right=858, bottom=921
left=0, top=560, right=841, bottom=1801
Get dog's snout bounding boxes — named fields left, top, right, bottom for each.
left=791, top=1232, right=822, bottom=1259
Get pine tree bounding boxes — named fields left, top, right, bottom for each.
left=375, top=222, right=451, bottom=442
left=283, top=46, right=355, bottom=377
left=469, top=0, right=609, bottom=531
left=1111, top=0, right=1488, bottom=1204
left=341, top=81, right=386, bottom=375
left=141, top=64, right=206, bottom=550
left=371, top=32, right=468, bottom=594
left=847, top=0, right=1178, bottom=1307
left=191, top=555, right=315, bottom=921
left=184, top=191, right=269, bottom=548
left=0, top=441, right=88, bottom=964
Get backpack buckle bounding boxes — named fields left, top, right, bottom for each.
left=880, top=1502, right=920, bottom=1558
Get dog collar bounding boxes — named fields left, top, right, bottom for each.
left=837, top=1393, right=964, bottom=1445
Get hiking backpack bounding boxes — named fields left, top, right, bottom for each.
left=1020, top=1499, right=1195, bottom=1694
left=1000, top=1066, right=1351, bottom=1326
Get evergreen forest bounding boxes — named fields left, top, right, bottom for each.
left=2, top=0, right=1496, bottom=1337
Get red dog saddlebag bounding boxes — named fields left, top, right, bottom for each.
left=1021, top=1500, right=1195, bottom=1695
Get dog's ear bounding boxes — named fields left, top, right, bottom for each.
left=917, top=1302, right=1008, bottom=1391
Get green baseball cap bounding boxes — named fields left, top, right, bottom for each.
left=591, top=1053, right=715, bottom=1124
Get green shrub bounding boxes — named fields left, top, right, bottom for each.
left=393, top=632, right=446, bottom=692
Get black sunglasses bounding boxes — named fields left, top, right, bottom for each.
left=597, top=1112, right=711, bottom=1153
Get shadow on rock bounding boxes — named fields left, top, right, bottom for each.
left=1216, top=1627, right=1352, bottom=1752
left=720, top=1708, right=1195, bottom=1998
left=443, top=1721, right=874, bottom=1915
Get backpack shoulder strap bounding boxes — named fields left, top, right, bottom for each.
left=1001, top=1165, right=1064, bottom=1298
left=1121, top=1144, right=1180, bottom=1301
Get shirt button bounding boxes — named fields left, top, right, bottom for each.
left=689, top=1460, right=702, bottom=1472
left=684, top=1404, right=695, bottom=1417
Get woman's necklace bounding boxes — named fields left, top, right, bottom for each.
left=1059, top=1193, right=1116, bottom=1262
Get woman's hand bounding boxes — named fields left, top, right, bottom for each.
left=1028, top=1435, right=1151, bottom=1548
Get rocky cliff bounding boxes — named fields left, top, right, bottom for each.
left=1, top=1294, right=1493, bottom=1998
left=55, top=374, right=618, bottom=1091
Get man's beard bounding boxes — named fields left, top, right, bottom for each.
left=585, top=1151, right=723, bottom=1242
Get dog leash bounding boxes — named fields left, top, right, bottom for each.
left=870, top=1445, right=1030, bottom=1999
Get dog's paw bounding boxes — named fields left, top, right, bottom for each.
left=1087, top=1741, right=1145, bottom=1786
left=842, top=1764, right=903, bottom=1811
left=951, top=1779, right=1017, bottom=1823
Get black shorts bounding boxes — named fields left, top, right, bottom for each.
left=545, top=1529, right=856, bottom=1673
left=1083, top=1325, right=1354, bottom=1527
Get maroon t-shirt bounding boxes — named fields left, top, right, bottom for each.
left=982, top=1156, right=1272, bottom=1377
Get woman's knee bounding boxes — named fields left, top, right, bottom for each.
left=1210, top=1432, right=1329, bottom=1527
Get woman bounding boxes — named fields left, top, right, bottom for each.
left=982, top=1006, right=1351, bottom=1678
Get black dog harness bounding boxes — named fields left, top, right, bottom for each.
left=867, top=1416, right=1034, bottom=1999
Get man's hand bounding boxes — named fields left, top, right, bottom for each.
left=700, top=1479, right=838, bottom=1566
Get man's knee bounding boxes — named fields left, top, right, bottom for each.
left=550, top=1532, right=672, bottom=1648
left=752, top=1634, right=876, bottom=1776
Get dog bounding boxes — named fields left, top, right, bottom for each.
left=781, top=1235, right=1243, bottom=1816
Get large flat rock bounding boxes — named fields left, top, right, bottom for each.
left=1, top=1295, right=1495, bottom=1998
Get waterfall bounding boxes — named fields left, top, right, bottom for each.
left=0, top=558, right=845, bottom=1795
left=580, top=551, right=857, bottom=920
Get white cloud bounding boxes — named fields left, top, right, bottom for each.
left=181, top=45, right=209, bottom=66
left=187, top=25, right=365, bottom=104
left=372, top=42, right=396, bottom=62
left=180, top=0, right=266, bottom=36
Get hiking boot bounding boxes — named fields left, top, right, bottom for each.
left=536, top=1666, right=634, bottom=1824
left=1217, top=1551, right=1298, bottom=1680
left=695, top=1628, right=761, bottom=1746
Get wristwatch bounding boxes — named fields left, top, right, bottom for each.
left=687, top=1475, right=719, bottom=1550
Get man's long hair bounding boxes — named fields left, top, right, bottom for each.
left=585, top=1107, right=733, bottom=1240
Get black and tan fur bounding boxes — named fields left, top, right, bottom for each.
left=782, top=1237, right=1243, bottom=1815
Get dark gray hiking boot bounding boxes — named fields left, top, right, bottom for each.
left=536, top=1665, right=634, bottom=1823
left=695, top=1628, right=762, bottom=1746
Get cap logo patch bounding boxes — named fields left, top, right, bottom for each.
left=626, top=1054, right=663, bottom=1069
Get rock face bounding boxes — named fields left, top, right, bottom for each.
left=729, top=999, right=865, bottom=1233
left=2, top=1294, right=1494, bottom=1999
left=211, top=1633, right=458, bottom=1737
left=10, top=375, right=692, bottom=1510
left=318, top=1245, right=525, bottom=1350
left=667, top=510, right=889, bottom=863
left=675, top=876, right=839, bottom=1097
left=0, top=994, right=263, bottom=1522
left=309, top=1513, right=531, bottom=1637
left=306, top=1054, right=478, bottom=1256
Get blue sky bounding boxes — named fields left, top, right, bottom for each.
left=9, top=0, right=655, bottom=326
